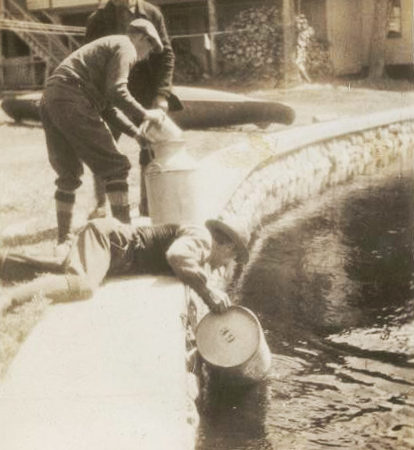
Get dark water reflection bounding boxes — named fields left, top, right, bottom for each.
left=197, top=160, right=414, bottom=449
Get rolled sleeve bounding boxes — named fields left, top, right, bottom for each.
left=105, top=45, right=147, bottom=123
left=166, top=225, right=212, bottom=291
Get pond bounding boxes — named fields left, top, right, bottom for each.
left=197, top=151, right=414, bottom=449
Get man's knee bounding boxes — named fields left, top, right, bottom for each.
left=101, top=154, right=131, bottom=182
left=56, top=174, right=82, bottom=193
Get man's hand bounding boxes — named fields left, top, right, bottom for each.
left=144, top=108, right=166, bottom=126
left=205, top=287, right=232, bottom=314
left=152, top=95, right=169, bottom=112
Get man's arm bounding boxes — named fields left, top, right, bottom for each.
left=106, top=44, right=164, bottom=125
left=101, top=107, right=140, bottom=138
left=166, top=226, right=231, bottom=313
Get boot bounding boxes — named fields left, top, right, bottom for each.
left=1, top=274, right=94, bottom=315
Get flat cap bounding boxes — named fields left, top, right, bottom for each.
left=128, top=18, right=163, bottom=53
left=205, top=217, right=250, bottom=264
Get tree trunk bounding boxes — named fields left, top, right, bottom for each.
left=368, top=0, right=392, bottom=79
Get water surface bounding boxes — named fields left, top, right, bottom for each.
left=198, top=155, right=414, bottom=449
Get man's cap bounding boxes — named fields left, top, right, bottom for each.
left=128, top=18, right=163, bottom=53
left=205, top=218, right=250, bottom=264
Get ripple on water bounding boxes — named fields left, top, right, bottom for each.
left=198, top=159, right=414, bottom=449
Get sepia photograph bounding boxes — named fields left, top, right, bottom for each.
left=0, top=0, right=413, bottom=448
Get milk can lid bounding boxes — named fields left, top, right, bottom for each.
left=195, top=306, right=261, bottom=368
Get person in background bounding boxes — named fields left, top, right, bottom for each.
left=40, top=19, right=166, bottom=251
left=0, top=216, right=249, bottom=315
left=85, top=0, right=182, bottom=217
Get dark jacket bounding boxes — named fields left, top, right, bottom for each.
left=85, top=0, right=181, bottom=111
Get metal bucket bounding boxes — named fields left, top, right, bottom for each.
left=145, top=148, right=203, bottom=224
left=195, top=306, right=271, bottom=384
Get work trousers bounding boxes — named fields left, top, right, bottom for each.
left=0, top=218, right=136, bottom=296
left=40, top=80, right=131, bottom=193
left=91, top=90, right=153, bottom=214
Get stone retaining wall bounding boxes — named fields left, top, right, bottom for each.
left=222, top=116, right=414, bottom=247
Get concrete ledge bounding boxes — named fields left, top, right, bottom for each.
left=192, top=106, right=414, bottom=225
left=262, top=105, right=414, bottom=157
left=0, top=276, right=194, bottom=450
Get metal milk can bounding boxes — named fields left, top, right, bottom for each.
left=141, top=116, right=203, bottom=225
left=195, top=306, right=271, bottom=385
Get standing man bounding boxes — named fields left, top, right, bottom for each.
left=40, top=19, right=166, bottom=249
left=0, top=216, right=249, bottom=315
left=85, top=0, right=182, bottom=217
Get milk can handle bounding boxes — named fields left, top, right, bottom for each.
left=139, top=115, right=167, bottom=140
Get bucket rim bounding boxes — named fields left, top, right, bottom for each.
left=195, top=305, right=263, bottom=369
left=145, top=167, right=199, bottom=175
left=148, top=138, right=186, bottom=145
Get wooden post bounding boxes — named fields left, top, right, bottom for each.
left=282, top=0, right=299, bottom=86
left=206, top=0, right=218, bottom=75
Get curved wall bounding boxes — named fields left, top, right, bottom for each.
left=220, top=108, right=414, bottom=245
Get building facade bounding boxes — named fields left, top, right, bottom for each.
left=0, top=0, right=413, bottom=90
left=1, top=0, right=273, bottom=89
left=300, top=0, right=413, bottom=76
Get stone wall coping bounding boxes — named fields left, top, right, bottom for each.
left=262, top=105, right=414, bottom=159
left=202, top=105, right=414, bottom=183
left=208, top=105, right=414, bottom=210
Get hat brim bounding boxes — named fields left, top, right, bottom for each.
left=205, top=219, right=249, bottom=264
